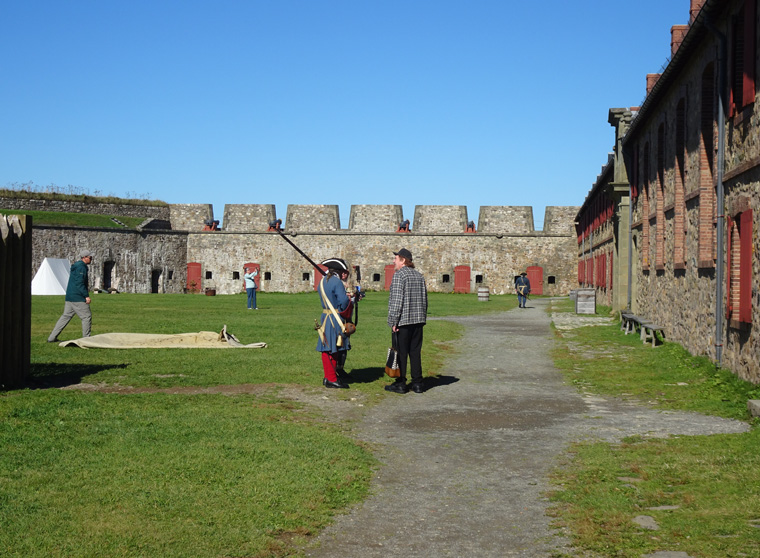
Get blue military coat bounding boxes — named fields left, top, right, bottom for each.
left=316, top=274, right=351, bottom=353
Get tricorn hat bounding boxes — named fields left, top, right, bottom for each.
left=321, top=258, right=349, bottom=272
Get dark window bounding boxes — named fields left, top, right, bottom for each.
left=232, top=271, right=240, bottom=280
left=205, top=271, right=213, bottom=280
left=373, top=273, right=380, bottom=282
left=303, top=272, right=310, bottom=281
left=168, top=270, right=174, bottom=280
left=442, top=274, right=450, bottom=283
left=548, top=276, right=556, bottom=284
left=475, top=275, right=483, bottom=284
left=264, top=272, right=271, bottom=281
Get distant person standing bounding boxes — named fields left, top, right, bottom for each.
left=244, top=266, right=259, bottom=309
left=515, top=271, right=531, bottom=308
left=386, top=248, right=428, bottom=394
left=48, top=250, right=94, bottom=342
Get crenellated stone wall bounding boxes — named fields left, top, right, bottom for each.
left=543, top=206, right=579, bottom=235
left=222, top=204, right=276, bottom=232
left=186, top=229, right=577, bottom=297
left=477, top=206, right=534, bottom=234
left=348, top=205, right=403, bottom=232
left=285, top=205, right=340, bottom=232
left=8, top=197, right=580, bottom=300
left=412, top=206, right=469, bottom=233
left=169, top=204, right=214, bottom=231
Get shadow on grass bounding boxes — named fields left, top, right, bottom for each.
left=26, top=363, right=129, bottom=389
left=346, top=367, right=386, bottom=384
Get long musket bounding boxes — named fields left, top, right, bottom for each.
left=277, top=230, right=326, bottom=276
left=276, top=230, right=361, bottom=325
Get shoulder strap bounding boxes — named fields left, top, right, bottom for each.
left=319, top=277, right=346, bottom=334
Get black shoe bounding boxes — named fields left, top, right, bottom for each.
left=409, top=383, right=425, bottom=394
left=323, top=378, right=349, bottom=389
left=384, top=381, right=409, bottom=394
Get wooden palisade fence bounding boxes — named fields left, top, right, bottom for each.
left=0, top=214, right=32, bottom=389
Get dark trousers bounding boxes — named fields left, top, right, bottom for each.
left=396, top=323, right=424, bottom=385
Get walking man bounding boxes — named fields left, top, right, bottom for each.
left=515, top=271, right=531, bottom=308
left=48, top=250, right=94, bottom=342
left=386, top=248, right=428, bottom=394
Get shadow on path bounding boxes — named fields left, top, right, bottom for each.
left=305, top=299, right=748, bottom=558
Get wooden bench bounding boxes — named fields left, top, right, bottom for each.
left=640, top=323, right=665, bottom=347
left=621, top=313, right=648, bottom=335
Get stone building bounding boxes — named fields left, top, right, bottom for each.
left=577, top=0, right=760, bottom=383
left=2, top=196, right=579, bottom=298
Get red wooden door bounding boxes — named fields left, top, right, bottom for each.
left=186, top=262, right=202, bottom=293
left=454, top=265, right=471, bottom=293
left=313, top=265, right=327, bottom=291
left=526, top=266, right=543, bottom=295
left=243, top=263, right=260, bottom=292
left=384, top=265, right=396, bottom=290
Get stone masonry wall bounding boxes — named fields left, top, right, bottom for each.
left=348, top=205, right=404, bottom=232
left=169, top=204, right=214, bottom=231
left=32, top=226, right=188, bottom=294
left=222, top=204, right=276, bottom=232
left=412, top=206, right=468, bottom=233
left=544, top=206, right=579, bottom=234
left=477, top=206, right=534, bottom=234
left=186, top=230, right=577, bottom=297
left=0, top=197, right=169, bottom=220
left=286, top=205, right=340, bottom=232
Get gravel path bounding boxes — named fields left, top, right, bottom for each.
left=305, top=298, right=749, bottom=557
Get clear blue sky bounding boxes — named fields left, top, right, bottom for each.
left=2, top=1, right=689, bottom=230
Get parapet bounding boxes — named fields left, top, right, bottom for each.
left=543, top=206, right=581, bottom=234
left=477, top=206, right=534, bottom=234
left=412, top=206, right=468, bottom=233
left=286, top=205, right=340, bottom=232
left=348, top=205, right=404, bottom=232
left=169, top=204, right=214, bottom=231
left=223, top=204, right=276, bottom=232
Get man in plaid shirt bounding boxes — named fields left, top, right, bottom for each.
left=386, top=248, right=428, bottom=394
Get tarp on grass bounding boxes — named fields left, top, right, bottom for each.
left=32, top=258, right=70, bottom=295
left=59, top=325, right=267, bottom=349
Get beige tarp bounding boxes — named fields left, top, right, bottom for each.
left=59, top=325, right=267, bottom=349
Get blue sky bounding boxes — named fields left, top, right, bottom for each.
left=2, top=1, right=689, bottom=230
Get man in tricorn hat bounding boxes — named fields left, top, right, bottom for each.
left=316, top=257, right=354, bottom=389
left=515, top=271, right=531, bottom=308
left=386, top=248, right=428, bottom=394
left=48, top=249, right=94, bottom=343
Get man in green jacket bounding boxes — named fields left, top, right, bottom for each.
left=48, top=250, right=94, bottom=342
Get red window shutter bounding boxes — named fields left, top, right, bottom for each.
left=740, top=209, right=753, bottom=322
left=743, top=0, right=757, bottom=108
left=726, top=215, right=733, bottom=319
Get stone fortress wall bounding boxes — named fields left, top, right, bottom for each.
left=186, top=203, right=579, bottom=297
left=3, top=198, right=579, bottom=297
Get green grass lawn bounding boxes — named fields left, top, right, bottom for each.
left=3, top=291, right=518, bottom=558
left=1, top=208, right=145, bottom=229
left=547, top=298, right=760, bottom=558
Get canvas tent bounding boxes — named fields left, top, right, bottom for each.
left=32, top=258, right=70, bottom=295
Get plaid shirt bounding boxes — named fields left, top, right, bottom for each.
left=387, top=265, right=428, bottom=328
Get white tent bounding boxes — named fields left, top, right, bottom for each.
left=32, top=258, right=70, bottom=295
